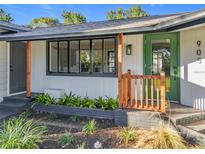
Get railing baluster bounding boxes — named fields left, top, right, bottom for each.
left=151, top=78, right=154, bottom=110
left=157, top=79, right=159, bottom=110
left=120, top=70, right=166, bottom=112
left=140, top=78, right=143, bottom=108
left=134, top=79, right=138, bottom=108
left=145, top=78, right=148, bottom=109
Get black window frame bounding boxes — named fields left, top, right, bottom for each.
left=46, top=36, right=118, bottom=77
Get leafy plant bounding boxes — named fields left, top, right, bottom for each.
left=47, top=113, right=58, bottom=122
left=82, top=119, right=97, bottom=135
left=135, top=123, right=187, bottom=149
left=69, top=115, right=80, bottom=123
left=0, top=113, right=47, bottom=149
left=77, top=142, right=86, bottom=149
left=119, top=127, right=136, bottom=144
left=59, top=130, right=74, bottom=147
left=35, top=93, right=55, bottom=105
left=96, top=96, right=118, bottom=110
left=81, top=97, right=96, bottom=108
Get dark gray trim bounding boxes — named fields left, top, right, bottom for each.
left=46, top=36, right=118, bottom=77
left=166, top=18, right=205, bottom=31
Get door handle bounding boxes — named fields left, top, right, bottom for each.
left=10, top=65, right=14, bottom=71
left=173, top=66, right=177, bottom=80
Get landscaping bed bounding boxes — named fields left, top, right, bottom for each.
left=0, top=110, right=200, bottom=149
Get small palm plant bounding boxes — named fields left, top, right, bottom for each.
left=119, top=127, right=136, bottom=144
left=59, top=130, right=74, bottom=148
left=0, top=113, right=47, bottom=149
left=82, top=119, right=97, bottom=135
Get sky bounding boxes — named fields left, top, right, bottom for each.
left=0, top=4, right=205, bottom=25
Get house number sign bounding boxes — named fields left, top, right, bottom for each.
left=196, top=40, right=202, bottom=64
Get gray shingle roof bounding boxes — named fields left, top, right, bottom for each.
left=0, top=21, right=30, bottom=32
left=0, top=13, right=182, bottom=41
left=1, top=8, right=205, bottom=41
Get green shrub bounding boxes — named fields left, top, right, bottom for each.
left=81, top=97, right=96, bottom=108
left=36, top=92, right=118, bottom=110
left=119, top=127, right=136, bottom=144
left=96, top=96, right=118, bottom=110
left=0, top=113, right=47, bottom=149
left=59, top=130, right=74, bottom=147
left=82, top=119, right=97, bottom=135
left=35, top=93, right=55, bottom=105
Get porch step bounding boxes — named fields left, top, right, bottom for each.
left=184, top=119, right=205, bottom=134
left=170, top=112, right=205, bottom=125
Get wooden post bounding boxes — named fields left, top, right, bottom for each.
left=118, top=33, right=123, bottom=108
left=160, top=72, right=166, bottom=113
left=26, top=41, right=31, bottom=98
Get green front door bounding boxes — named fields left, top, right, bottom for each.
left=144, top=33, right=180, bottom=102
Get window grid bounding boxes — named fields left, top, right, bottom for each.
left=47, top=37, right=116, bottom=75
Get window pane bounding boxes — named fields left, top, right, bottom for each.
left=92, top=39, right=102, bottom=73
left=59, top=41, right=68, bottom=72
left=69, top=41, right=79, bottom=72
left=104, top=38, right=115, bottom=73
left=49, top=42, right=58, bottom=72
left=80, top=40, right=90, bottom=73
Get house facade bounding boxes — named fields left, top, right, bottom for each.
left=0, top=9, right=205, bottom=110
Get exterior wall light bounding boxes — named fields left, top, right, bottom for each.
left=126, top=44, right=132, bottom=55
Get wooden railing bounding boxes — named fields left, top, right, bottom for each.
left=119, top=70, right=166, bottom=113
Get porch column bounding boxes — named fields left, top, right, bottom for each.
left=26, top=41, right=31, bottom=98
left=118, top=33, right=123, bottom=107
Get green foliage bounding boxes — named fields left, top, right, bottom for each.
left=106, top=5, right=148, bottom=20
left=77, top=142, right=86, bottom=149
left=81, top=97, right=96, bottom=108
left=36, top=92, right=118, bottom=110
left=69, top=115, right=80, bottom=123
left=96, top=96, right=118, bottom=110
left=47, top=113, right=58, bottom=122
left=59, top=130, right=74, bottom=147
left=119, top=127, right=136, bottom=144
left=0, top=113, right=47, bottom=149
left=29, top=17, right=60, bottom=28
left=82, top=119, right=97, bottom=135
left=62, top=11, right=86, bottom=25
left=35, top=93, right=55, bottom=105
left=0, top=8, right=13, bottom=22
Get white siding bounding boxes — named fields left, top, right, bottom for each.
left=123, top=34, right=144, bottom=74
left=31, top=41, right=118, bottom=98
left=0, top=41, right=8, bottom=97
left=180, top=26, right=205, bottom=109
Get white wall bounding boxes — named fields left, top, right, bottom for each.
left=180, top=26, right=205, bottom=109
left=31, top=41, right=118, bottom=98
left=123, top=34, right=143, bottom=74
left=0, top=41, right=8, bottom=97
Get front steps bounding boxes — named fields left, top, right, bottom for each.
left=170, top=111, right=205, bottom=144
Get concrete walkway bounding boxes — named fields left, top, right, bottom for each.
left=0, top=95, right=31, bottom=121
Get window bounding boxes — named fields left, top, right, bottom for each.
left=104, top=39, right=115, bottom=73
left=49, top=42, right=58, bottom=72
left=47, top=37, right=116, bottom=76
left=80, top=40, right=90, bottom=73
left=59, top=41, right=68, bottom=72
left=92, top=39, right=102, bottom=73
left=70, top=41, right=79, bottom=72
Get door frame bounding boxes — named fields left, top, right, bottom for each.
left=143, top=32, right=180, bottom=103
left=9, top=42, right=27, bottom=95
